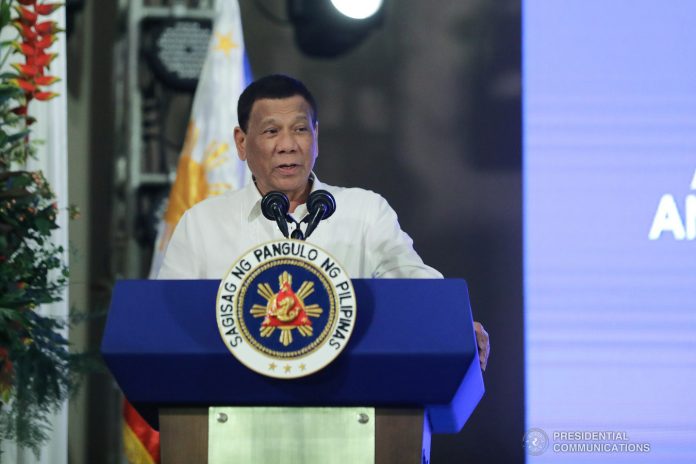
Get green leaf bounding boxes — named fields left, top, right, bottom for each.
left=5, top=130, right=29, bottom=145
left=0, top=84, right=22, bottom=95
left=0, top=306, right=22, bottom=322
left=0, top=72, right=20, bottom=80
left=34, top=217, right=52, bottom=235
left=0, top=1, right=10, bottom=30
left=0, top=84, right=23, bottom=107
left=0, top=91, right=22, bottom=104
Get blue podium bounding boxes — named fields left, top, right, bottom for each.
left=101, top=279, right=484, bottom=463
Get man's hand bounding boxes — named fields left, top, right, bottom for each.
left=474, top=321, right=490, bottom=372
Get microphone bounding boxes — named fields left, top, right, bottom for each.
left=303, top=190, right=336, bottom=239
left=261, top=191, right=290, bottom=238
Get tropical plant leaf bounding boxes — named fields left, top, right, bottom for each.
left=1, top=130, right=29, bottom=150
left=0, top=1, right=10, bottom=30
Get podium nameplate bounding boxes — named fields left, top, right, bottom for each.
left=208, top=407, right=374, bottom=464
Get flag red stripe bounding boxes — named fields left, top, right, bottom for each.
left=123, top=400, right=160, bottom=463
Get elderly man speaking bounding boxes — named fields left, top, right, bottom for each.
left=158, top=74, right=489, bottom=371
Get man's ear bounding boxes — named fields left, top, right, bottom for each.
left=313, top=121, right=319, bottom=157
left=234, top=126, right=247, bottom=161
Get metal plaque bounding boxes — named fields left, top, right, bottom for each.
left=208, top=407, right=374, bottom=464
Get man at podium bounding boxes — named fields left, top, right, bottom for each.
left=157, top=74, right=489, bottom=370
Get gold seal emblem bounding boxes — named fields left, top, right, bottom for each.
left=252, top=271, right=323, bottom=346
left=216, top=240, right=356, bottom=379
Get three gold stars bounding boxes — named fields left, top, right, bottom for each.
left=267, top=363, right=307, bottom=373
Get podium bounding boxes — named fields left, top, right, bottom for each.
left=101, top=279, right=484, bottom=463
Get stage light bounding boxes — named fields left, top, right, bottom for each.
left=329, top=0, right=383, bottom=20
left=141, top=18, right=213, bottom=91
left=287, top=0, right=386, bottom=58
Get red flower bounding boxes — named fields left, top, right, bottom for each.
left=11, top=63, right=39, bottom=77
left=14, top=41, right=36, bottom=56
left=35, top=91, right=58, bottom=101
left=11, top=78, right=35, bottom=92
left=14, top=6, right=38, bottom=25
left=33, top=34, right=56, bottom=50
left=16, top=0, right=37, bottom=5
left=29, top=51, right=55, bottom=67
left=34, top=75, right=59, bottom=85
left=11, top=106, right=28, bottom=115
left=13, top=21, right=38, bottom=41
left=35, top=3, right=62, bottom=15
left=35, top=20, right=60, bottom=35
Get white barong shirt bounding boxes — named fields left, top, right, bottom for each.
left=158, top=175, right=442, bottom=280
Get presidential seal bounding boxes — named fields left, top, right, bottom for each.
left=523, top=428, right=549, bottom=456
left=216, top=240, right=357, bottom=379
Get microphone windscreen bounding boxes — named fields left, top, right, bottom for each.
left=261, top=191, right=290, bottom=221
left=307, top=190, right=336, bottom=219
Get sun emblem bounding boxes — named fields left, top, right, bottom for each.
left=250, top=271, right=323, bottom=346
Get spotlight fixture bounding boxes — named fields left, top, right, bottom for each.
left=141, top=18, right=213, bottom=91
left=287, top=0, right=386, bottom=58
left=330, top=0, right=383, bottom=20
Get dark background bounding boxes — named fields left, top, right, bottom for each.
left=67, top=0, right=522, bottom=462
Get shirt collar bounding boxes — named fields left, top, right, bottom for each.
left=246, top=172, right=322, bottom=222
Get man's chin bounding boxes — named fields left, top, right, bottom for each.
left=270, top=178, right=310, bottom=199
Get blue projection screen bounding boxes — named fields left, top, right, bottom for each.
left=524, top=1, right=696, bottom=463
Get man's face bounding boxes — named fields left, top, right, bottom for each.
left=234, top=95, right=318, bottom=201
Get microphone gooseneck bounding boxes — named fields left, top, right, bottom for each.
left=304, top=190, right=336, bottom=239
left=261, top=191, right=290, bottom=238
left=260, top=189, right=336, bottom=240
left=290, top=228, right=305, bottom=240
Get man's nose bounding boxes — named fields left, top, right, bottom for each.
left=276, top=130, right=298, bottom=153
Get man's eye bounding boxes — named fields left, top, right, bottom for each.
left=296, top=127, right=308, bottom=132
left=264, top=128, right=277, bottom=134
